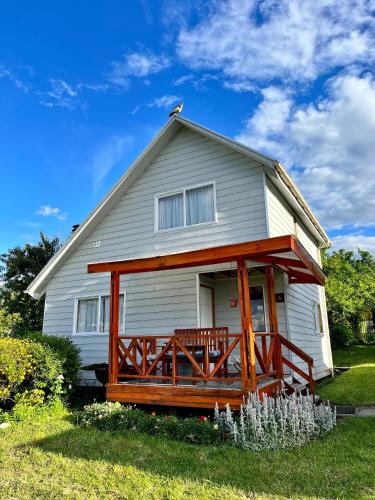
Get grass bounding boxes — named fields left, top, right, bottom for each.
left=0, top=411, right=375, bottom=499
left=318, top=345, right=375, bottom=406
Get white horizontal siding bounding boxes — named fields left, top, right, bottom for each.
left=43, top=127, right=268, bottom=379
left=265, top=179, right=295, bottom=237
left=265, top=177, right=332, bottom=379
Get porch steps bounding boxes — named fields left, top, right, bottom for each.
left=284, top=376, right=307, bottom=394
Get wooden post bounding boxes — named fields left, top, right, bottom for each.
left=237, top=259, right=249, bottom=392
left=241, top=261, right=257, bottom=392
left=109, top=271, right=120, bottom=385
left=237, top=258, right=256, bottom=392
left=265, top=266, right=283, bottom=379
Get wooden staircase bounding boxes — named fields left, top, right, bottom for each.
left=256, top=333, right=316, bottom=395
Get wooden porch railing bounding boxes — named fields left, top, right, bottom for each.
left=115, top=333, right=244, bottom=387
left=112, top=331, right=315, bottom=393
left=279, top=334, right=315, bottom=393
left=254, top=333, right=279, bottom=381
left=251, top=332, right=315, bottom=392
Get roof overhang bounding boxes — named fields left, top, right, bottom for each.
left=87, top=235, right=325, bottom=286
left=27, top=115, right=329, bottom=299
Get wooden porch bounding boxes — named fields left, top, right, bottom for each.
left=87, top=235, right=323, bottom=409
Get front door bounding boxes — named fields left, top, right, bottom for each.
left=199, top=285, right=214, bottom=328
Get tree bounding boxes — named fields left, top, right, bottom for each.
left=322, top=248, right=375, bottom=332
left=0, top=233, right=61, bottom=332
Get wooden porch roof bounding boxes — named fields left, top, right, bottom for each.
left=87, top=235, right=325, bottom=286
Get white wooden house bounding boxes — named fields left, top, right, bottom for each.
left=28, top=116, right=333, bottom=409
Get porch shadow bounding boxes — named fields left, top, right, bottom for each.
left=26, top=418, right=375, bottom=499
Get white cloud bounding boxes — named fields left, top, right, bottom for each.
left=0, top=64, right=30, bottom=92
left=222, top=80, right=256, bottom=93
left=177, top=0, right=375, bottom=85
left=330, top=233, right=375, bottom=256
left=131, top=94, right=180, bottom=115
left=108, top=52, right=170, bottom=89
left=173, top=74, right=194, bottom=86
left=39, top=79, right=80, bottom=109
left=172, top=72, right=218, bottom=90
left=36, top=205, right=68, bottom=221
left=235, top=72, right=375, bottom=230
left=92, top=135, right=134, bottom=193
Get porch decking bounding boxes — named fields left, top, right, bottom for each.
left=107, top=378, right=280, bottom=410
left=87, top=235, right=323, bottom=409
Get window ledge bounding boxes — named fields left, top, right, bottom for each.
left=72, top=332, right=110, bottom=337
left=154, top=219, right=217, bottom=235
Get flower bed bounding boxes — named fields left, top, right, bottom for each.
left=78, top=402, right=221, bottom=445
left=215, top=390, right=336, bottom=450
left=78, top=390, right=336, bottom=450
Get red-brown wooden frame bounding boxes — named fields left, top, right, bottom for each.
left=88, top=235, right=321, bottom=406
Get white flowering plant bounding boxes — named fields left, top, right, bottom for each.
left=214, top=388, right=336, bottom=451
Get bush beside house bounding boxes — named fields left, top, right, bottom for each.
left=0, top=334, right=80, bottom=421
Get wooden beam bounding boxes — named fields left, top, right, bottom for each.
left=290, top=236, right=326, bottom=285
left=251, top=255, right=306, bottom=269
left=88, top=235, right=294, bottom=274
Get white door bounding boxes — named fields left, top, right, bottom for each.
left=199, top=286, right=214, bottom=328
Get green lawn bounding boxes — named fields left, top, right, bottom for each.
left=318, top=345, right=375, bottom=406
left=1, top=412, right=375, bottom=499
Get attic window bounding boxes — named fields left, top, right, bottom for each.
left=156, top=182, right=216, bottom=232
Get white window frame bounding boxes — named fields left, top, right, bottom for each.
left=313, top=300, right=324, bottom=335
left=154, top=181, right=217, bottom=233
left=73, top=292, right=126, bottom=336
left=249, top=283, right=269, bottom=333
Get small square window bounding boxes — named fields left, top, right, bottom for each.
left=75, top=295, right=125, bottom=334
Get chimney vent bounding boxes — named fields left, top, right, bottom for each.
left=72, top=224, right=80, bottom=233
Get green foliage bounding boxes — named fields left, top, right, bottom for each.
left=0, top=337, right=63, bottom=411
left=330, top=324, right=356, bottom=348
left=322, top=248, right=375, bottom=337
left=0, top=308, right=21, bottom=336
left=10, top=396, right=65, bottom=422
left=0, top=233, right=61, bottom=332
left=19, top=332, right=81, bottom=387
left=318, top=346, right=375, bottom=406
left=0, top=338, right=34, bottom=403
left=78, top=402, right=223, bottom=445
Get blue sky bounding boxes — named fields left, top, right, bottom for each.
left=1, top=0, right=375, bottom=254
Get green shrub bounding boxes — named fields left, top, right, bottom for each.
left=11, top=396, right=66, bottom=422
left=78, top=402, right=223, bottom=446
left=20, top=332, right=80, bottom=387
left=0, top=337, right=63, bottom=410
left=330, top=324, right=356, bottom=348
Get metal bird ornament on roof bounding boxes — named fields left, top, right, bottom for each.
left=169, top=101, right=183, bottom=118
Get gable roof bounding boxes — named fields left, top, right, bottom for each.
left=27, top=115, right=330, bottom=298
